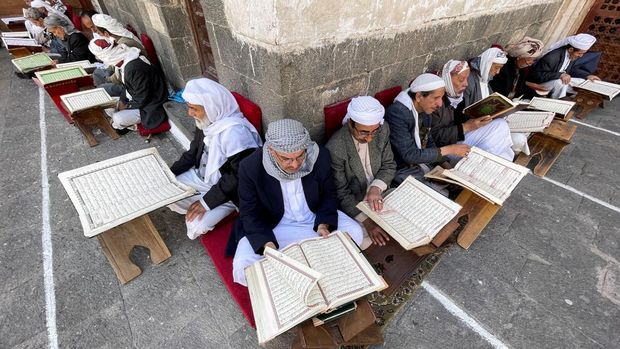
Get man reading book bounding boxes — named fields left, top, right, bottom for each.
left=428, top=59, right=514, bottom=161
left=227, top=119, right=363, bottom=286
left=326, top=96, right=396, bottom=248
left=386, top=73, right=470, bottom=196
left=490, top=36, right=544, bottom=99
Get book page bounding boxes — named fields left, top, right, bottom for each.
left=574, top=80, right=620, bottom=100
left=504, top=111, right=555, bottom=133
left=1, top=16, right=25, bottom=24
left=296, top=232, right=387, bottom=309
left=60, top=88, right=115, bottom=114
left=2, top=37, right=40, bottom=47
left=1, top=31, right=31, bottom=38
left=463, top=92, right=516, bottom=118
left=58, top=148, right=196, bottom=237
left=56, top=60, right=96, bottom=69
left=357, top=177, right=462, bottom=249
left=35, top=67, right=87, bottom=85
left=444, top=147, right=529, bottom=205
left=528, top=97, right=575, bottom=115
left=11, top=53, right=53, bottom=72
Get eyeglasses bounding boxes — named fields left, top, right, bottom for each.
left=273, top=150, right=306, bottom=166
left=354, top=124, right=382, bottom=137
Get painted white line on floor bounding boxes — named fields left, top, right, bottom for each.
left=39, top=87, right=58, bottom=349
left=541, top=176, right=620, bottom=214
left=421, top=282, right=510, bottom=349
left=569, top=119, right=620, bottom=137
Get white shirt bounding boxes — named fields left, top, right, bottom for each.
left=280, top=179, right=315, bottom=224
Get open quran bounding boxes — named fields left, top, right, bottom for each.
left=1, top=31, right=31, bottom=38
left=356, top=177, right=462, bottom=250
left=60, top=88, right=116, bottom=114
left=504, top=111, right=555, bottom=133
left=58, top=148, right=196, bottom=237
left=55, top=60, right=98, bottom=70
left=425, top=147, right=529, bottom=205
left=34, top=67, right=88, bottom=85
left=573, top=80, right=620, bottom=101
left=526, top=97, right=575, bottom=116
left=2, top=37, right=40, bottom=48
left=11, top=53, right=54, bottom=73
left=246, top=232, right=387, bottom=345
left=463, top=92, right=518, bottom=119
left=1, top=16, right=26, bottom=25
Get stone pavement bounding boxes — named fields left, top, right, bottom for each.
left=0, top=48, right=618, bottom=348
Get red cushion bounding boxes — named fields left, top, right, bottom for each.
left=231, top=91, right=262, bottom=134
left=44, top=80, right=80, bottom=123
left=323, top=98, right=352, bottom=140
left=373, top=86, right=402, bottom=108
left=199, top=213, right=256, bottom=327
left=140, top=33, right=159, bottom=67
left=137, top=119, right=171, bottom=136
left=65, top=5, right=74, bottom=18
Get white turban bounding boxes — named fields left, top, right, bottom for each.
left=409, top=73, right=446, bottom=92
left=545, top=33, right=597, bottom=54
left=88, top=38, right=140, bottom=66
left=441, top=60, right=469, bottom=108
left=30, top=0, right=71, bottom=23
left=342, top=96, right=385, bottom=126
left=505, top=37, right=544, bottom=58
left=92, top=14, right=138, bottom=41
left=479, top=47, right=508, bottom=84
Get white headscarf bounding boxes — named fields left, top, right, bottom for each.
left=88, top=37, right=140, bottom=67
left=30, top=0, right=71, bottom=24
left=544, top=33, right=596, bottom=54
left=505, top=37, right=544, bottom=58
left=478, top=47, right=508, bottom=98
left=341, top=96, right=385, bottom=126
left=182, top=79, right=262, bottom=187
left=91, top=14, right=139, bottom=41
left=393, top=73, right=445, bottom=148
left=442, top=60, right=469, bottom=108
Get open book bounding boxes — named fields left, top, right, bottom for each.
left=504, top=111, right=555, bottom=133
left=2, top=37, right=40, bottom=48
left=356, top=177, right=462, bottom=250
left=525, top=97, right=575, bottom=116
left=245, top=232, right=387, bottom=345
left=425, top=147, right=529, bottom=205
left=60, top=88, right=116, bottom=114
left=11, top=53, right=54, bottom=73
left=34, top=67, right=88, bottom=85
left=1, top=31, right=31, bottom=38
left=56, top=60, right=98, bottom=70
left=573, top=80, right=620, bottom=101
left=463, top=92, right=519, bottom=119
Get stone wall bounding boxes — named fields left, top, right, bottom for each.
left=99, top=0, right=201, bottom=89
left=202, top=0, right=564, bottom=141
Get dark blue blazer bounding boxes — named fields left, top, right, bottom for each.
left=226, top=146, right=339, bottom=256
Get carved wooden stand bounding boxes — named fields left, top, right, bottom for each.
left=96, top=214, right=171, bottom=284
left=291, top=299, right=383, bottom=349
left=70, top=108, right=120, bottom=147
left=571, top=90, right=604, bottom=119
left=515, top=119, right=577, bottom=177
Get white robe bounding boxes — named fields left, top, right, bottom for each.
left=460, top=119, right=514, bottom=161
left=232, top=178, right=364, bottom=286
left=539, top=50, right=586, bottom=99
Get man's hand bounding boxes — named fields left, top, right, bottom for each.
left=185, top=201, right=207, bottom=222
left=117, top=101, right=127, bottom=111
left=365, top=186, right=384, bottom=212
left=263, top=241, right=276, bottom=252
left=317, top=223, right=330, bottom=238
left=560, top=73, right=571, bottom=85
left=462, top=116, right=492, bottom=133
left=587, top=75, right=601, bottom=81
left=440, top=144, right=471, bottom=157
left=363, top=218, right=390, bottom=246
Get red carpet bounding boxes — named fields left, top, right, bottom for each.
left=198, top=213, right=255, bottom=328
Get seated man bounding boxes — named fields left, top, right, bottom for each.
left=386, top=73, right=470, bottom=194
left=79, top=10, right=101, bottom=40
left=228, top=119, right=364, bottom=286
left=529, top=33, right=600, bottom=99
left=44, top=14, right=95, bottom=63
left=24, top=8, right=66, bottom=55
left=326, top=96, right=396, bottom=248
left=430, top=59, right=514, bottom=161
left=89, top=38, right=168, bottom=133
left=490, top=37, right=544, bottom=99
left=168, top=78, right=262, bottom=240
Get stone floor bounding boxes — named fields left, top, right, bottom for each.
left=1, top=48, right=619, bottom=349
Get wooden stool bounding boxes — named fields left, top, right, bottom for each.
left=571, top=90, right=604, bottom=119
left=8, top=47, right=32, bottom=58
left=70, top=108, right=120, bottom=146
left=292, top=299, right=383, bottom=349
left=515, top=120, right=576, bottom=177
left=96, top=214, right=171, bottom=284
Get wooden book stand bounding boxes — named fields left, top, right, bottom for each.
left=515, top=119, right=576, bottom=177
left=8, top=47, right=32, bottom=58
left=96, top=214, right=171, bottom=284
left=292, top=299, right=383, bottom=349
left=66, top=107, right=120, bottom=147
left=571, top=90, right=604, bottom=119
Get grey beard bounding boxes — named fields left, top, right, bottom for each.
left=194, top=118, right=211, bottom=130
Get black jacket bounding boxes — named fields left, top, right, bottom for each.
left=490, top=56, right=534, bottom=98
left=169, top=127, right=256, bottom=209
left=427, top=95, right=465, bottom=148
left=58, top=32, right=95, bottom=63
left=226, top=147, right=339, bottom=256
left=122, top=58, right=168, bottom=129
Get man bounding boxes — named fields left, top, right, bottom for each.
left=79, top=10, right=100, bottom=40
left=228, top=119, right=364, bottom=286
left=429, top=60, right=514, bottom=161
left=490, top=37, right=544, bottom=99
left=168, top=78, right=261, bottom=240
left=326, top=96, right=396, bottom=248
left=460, top=47, right=508, bottom=112
left=529, top=33, right=600, bottom=99
left=386, top=73, right=470, bottom=194
left=89, top=38, right=167, bottom=132
left=44, top=14, right=95, bottom=63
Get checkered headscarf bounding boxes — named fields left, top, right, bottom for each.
left=262, top=119, right=319, bottom=181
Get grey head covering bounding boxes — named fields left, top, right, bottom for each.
left=24, top=8, right=46, bottom=20
left=44, top=13, right=76, bottom=35
left=262, top=119, right=320, bottom=181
